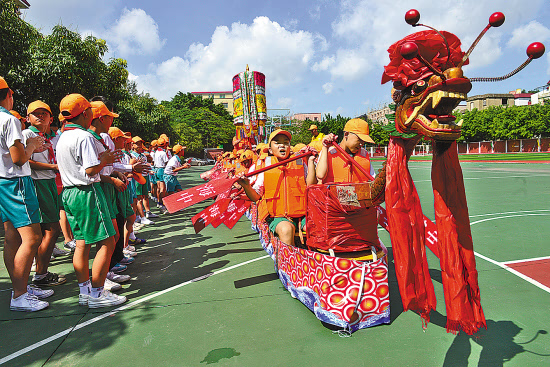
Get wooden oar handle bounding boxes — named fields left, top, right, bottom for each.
left=330, top=141, right=374, bottom=181
left=244, top=151, right=313, bottom=178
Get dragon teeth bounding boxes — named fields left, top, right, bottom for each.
left=432, top=91, right=443, bottom=109
left=457, top=119, right=463, bottom=127
left=430, top=118, right=439, bottom=129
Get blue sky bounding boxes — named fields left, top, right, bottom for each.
left=22, top=0, right=550, bottom=118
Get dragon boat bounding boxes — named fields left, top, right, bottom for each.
left=245, top=167, right=390, bottom=333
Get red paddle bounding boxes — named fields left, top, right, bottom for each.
left=163, top=151, right=314, bottom=213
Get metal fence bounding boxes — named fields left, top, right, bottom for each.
left=368, top=138, right=550, bottom=157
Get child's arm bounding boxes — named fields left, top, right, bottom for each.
left=29, top=160, right=58, bottom=171
left=306, top=155, right=318, bottom=186
left=315, top=134, right=336, bottom=181
left=9, top=136, right=44, bottom=166
left=85, top=150, right=117, bottom=177
left=237, top=176, right=262, bottom=202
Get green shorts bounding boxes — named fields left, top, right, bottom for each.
left=116, top=187, right=135, bottom=219
left=266, top=216, right=306, bottom=235
left=128, top=179, right=137, bottom=201
left=164, top=174, right=182, bottom=193
left=62, top=182, right=116, bottom=244
left=100, top=181, right=119, bottom=220
left=150, top=169, right=157, bottom=185
left=0, top=176, right=41, bottom=228
left=135, top=175, right=150, bottom=196
left=33, top=178, right=61, bottom=224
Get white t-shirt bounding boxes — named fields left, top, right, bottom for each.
left=153, top=149, right=169, bottom=168
left=0, top=110, right=31, bottom=178
left=56, top=127, right=101, bottom=186
left=22, top=128, right=56, bottom=180
left=164, top=155, right=182, bottom=176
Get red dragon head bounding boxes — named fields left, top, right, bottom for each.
left=382, top=10, right=545, bottom=141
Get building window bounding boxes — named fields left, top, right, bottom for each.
left=483, top=100, right=487, bottom=106
left=222, top=103, right=228, bottom=108
left=219, top=94, right=225, bottom=99
left=502, top=98, right=507, bottom=105
left=470, top=102, right=473, bottom=109
left=314, top=117, right=318, bottom=121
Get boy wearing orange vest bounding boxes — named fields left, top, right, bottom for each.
left=238, top=129, right=312, bottom=246
left=316, top=118, right=380, bottom=251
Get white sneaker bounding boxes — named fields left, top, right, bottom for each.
left=135, top=216, right=142, bottom=224
left=27, top=285, right=54, bottom=299
left=104, top=278, right=122, bottom=292
left=31, top=258, right=36, bottom=272
left=126, top=245, right=136, bottom=252
left=88, top=289, right=126, bottom=308
left=123, top=248, right=137, bottom=257
left=52, top=245, right=70, bottom=257
left=107, top=271, right=131, bottom=283
left=64, top=239, right=77, bottom=251
left=140, top=217, right=154, bottom=225
left=146, top=211, right=159, bottom=218
left=132, top=222, right=144, bottom=232
left=10, top=292, right=49, bottom=312
left=79, top=293, right=89, bottom=306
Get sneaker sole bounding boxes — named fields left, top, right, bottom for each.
left=10, top=304, right=49, bottom=312
left=32, top=278, right=67, bottom=287
left=88, top=297, right=127, bottom=309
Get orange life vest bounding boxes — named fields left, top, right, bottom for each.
left=263, top=156, right=307, bottom=218
left=323, top=146, right=371, bottom=184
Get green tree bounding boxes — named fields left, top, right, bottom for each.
left=115, top=92, right=175, bottom=143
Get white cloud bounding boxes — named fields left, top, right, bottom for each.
left=322, top=82, right=334, bottom=94
left=105, top=8, right=166, bottom=56
left=134, top=16, right=326, bottom=100
left=312, top=56, right=335, bottom=71
left=507, top=21, right=550, bottom=48
left=320, top=0, right=545, bottom=80
left=284, top=19, right=299, bottom=31
left=277, top=97, right=293, bottom=108
left=309, top=4, right=321, bottom=21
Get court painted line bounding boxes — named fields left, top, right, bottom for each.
left=470, top=213, right=550, bottom=296
left=415, top=174, right=550, bottom=183
left=0, top=254, right=270, bottom=366
left=469, top=209, right=550, bottom=218
left=474, top=252, right=550, bottom=294
left=502, top=255, right=550, bottom=265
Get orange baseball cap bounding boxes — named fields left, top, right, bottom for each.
left=293, top=143, right=306, bottom=152
left=308, top=140, right=323, bottom=153
left=59, top=94, right=91, bottom=121
left=173, top=144, right=186, bottom=154
left=268, top=129, right=292, bottom=144
left=27, top=100, right=52, bottom=116
left=132, top=136, right=143, bottom=143
left=108, top=126, right=131, bottom=140
left=158, top=137, right=168, bottom=145
left=344, top=118, right=375, bottom=144
left=151, top=140, right=158, bottom=147
left=0, top=76, right=13, bottom=93
left=240, top=150, right=254, bottom=161
left=9, top=110, right=25, bottom=121
left=308, top=124, right=318, bottom=131
left=91, top=101, right=119, bottom=120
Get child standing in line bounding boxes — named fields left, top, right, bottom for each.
left=163, top=144, right=190, bottom=194
left=55, top=93, right=126, bottom=308
left=0, top=76, right=50, bottom=311
left=23, top=100, right=67, bottom=287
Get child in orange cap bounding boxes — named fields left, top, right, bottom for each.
left=0, top=77, right=49, bottom=311
left=238, top=129, right=315, bottom=246
left=163, top=144, right=190, bottom=194
left=55, top=93, right=126, bottom=308
left=23, top=100, right=67, bottom=288
left=153, top=137, right=170, bottom=213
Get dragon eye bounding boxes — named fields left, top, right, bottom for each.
left=412, top=80, right=427, bottom=94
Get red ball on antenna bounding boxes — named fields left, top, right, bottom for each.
left=401, top=42, right=418, bottom=60
left=405, top=9, right=420, bottom=25
left=527, top=42, right=545, bottom=59
left=489, top=12, right=505, bottom=27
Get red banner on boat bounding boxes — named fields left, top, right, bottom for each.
left=163, top=176, right=237, bottom=213
left=192, top=198, right=232, bottom=233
